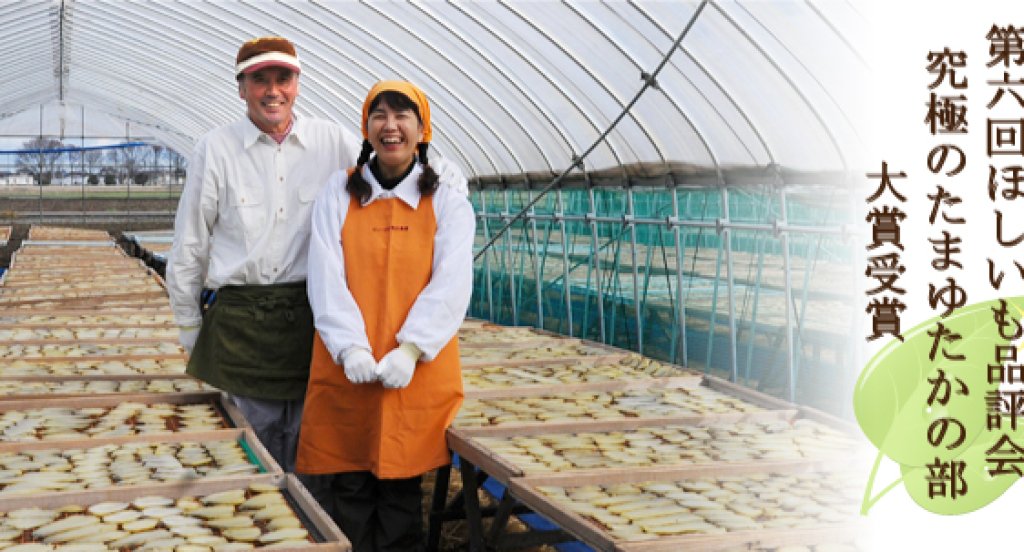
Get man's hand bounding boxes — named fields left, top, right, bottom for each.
left=340, top=347, right=377, bottom=384
left=178, top=325, right=201, bottom=355
left=377, top=342, right=421, bottom=389
left=432, top=157, right=468, bottom=195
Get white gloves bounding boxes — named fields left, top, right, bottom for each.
left=340, top=347, right=377, bottom=384
left=178, top=325, right=200, bottom=355
left=377, top=342, right=421, bottom=389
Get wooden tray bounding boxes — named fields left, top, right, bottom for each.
left=0, top=355, right=187, bottom=377
left=0, top=337, right=178, bottom=347
left=462, top=355, right=697, bottom=398
left=461, top=353, right=629, bottom=369
left=0, top=307, right=174, bottom=320
left=0, top=373, right=197, bottom=383
left=0, top=473, right=350, bottom=550
left=458, top=337, right=580, bottom=350
left=0, top=375, right=212, bottom=400
left=464, top=373, right=701, bottom=400
left=0, top=392, right=249, bottom=451
left=454, top=370, right=802, bottom=434
left=451, top=413, right=785, bottom=485
left=0, top=321, right=175, bottom=330
left=507, top=463, right=862, bottom=552
left=1, top=349, right=187, bottom=363
left=447, top=409, right=868, bottom=486
left=0, top=427, right=282, bottom=495
left=0, top=271, right=160, bottom=288
left=0, top=290, right=169, bottom=308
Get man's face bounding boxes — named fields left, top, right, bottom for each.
left=239, top=67, right=298, bottom=134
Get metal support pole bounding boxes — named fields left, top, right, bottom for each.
left=475, top=211, right=845, bottom=236
left=479, top=192, right=495, bottom=321
left=528, top=189, right=543, bottom=328
left=37, top=104, right=43, bottom=219
left=706, top=238, right=724, bottom=374
left=80, top=104, right=86, bottom=222
left=779, top=187, right=797, bottom=402
left=503, top=191, right=517, bottom=325
left=557, top=189, right=574, bottom=336
left=671, top=185, right=689, bottom=367
left=627, top=186, right=643, bottom=353
left=125, top=122, right=132, bottom=226
left=744, top=233, right=766, bottom=384
left=588, top=185, right=606, bottom=342
left=721, top=187, right=739, bottom=383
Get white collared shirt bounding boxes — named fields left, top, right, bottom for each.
left=166, top=116, right=361, bottom=327
left=308, top=162, right=476, bottom=361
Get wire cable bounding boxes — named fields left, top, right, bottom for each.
left=473, top=0, right=710, bottom=261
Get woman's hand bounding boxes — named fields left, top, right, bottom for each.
left=340, top=347, right=377, bottom=384
left=377, top=342, right=421, bottom=389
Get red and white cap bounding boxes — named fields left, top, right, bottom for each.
left=235, top=36, right=301, bottom=77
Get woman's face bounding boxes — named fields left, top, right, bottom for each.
left=367, top=99, right=424, bottom=180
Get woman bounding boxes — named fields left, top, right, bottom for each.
left=296, top=80, right=475, bottom=552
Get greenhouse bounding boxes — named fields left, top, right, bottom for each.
left=0, top=1, right=868, bottom=551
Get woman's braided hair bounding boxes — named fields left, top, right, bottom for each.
left=347, top=90, right=438, bottom=204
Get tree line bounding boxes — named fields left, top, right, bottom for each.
left=11, top=136, right=187, bottom=186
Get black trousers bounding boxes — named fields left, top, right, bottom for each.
left=332, top=471, right=424, bottom=552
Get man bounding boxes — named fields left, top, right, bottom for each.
left=165, top=37, right=466, bottom=480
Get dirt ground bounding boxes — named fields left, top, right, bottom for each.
left=422, top=469, right=562, bottom=552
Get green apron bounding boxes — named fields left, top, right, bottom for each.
left=187, top=281, right=313, bottom=400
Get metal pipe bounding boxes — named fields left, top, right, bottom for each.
left=627, top=187, right=643, bottom=353
left=671, top=184, right=689, bottom=367
left=721, top=187, right=739, bottom=383
left=474, top=212, right=848, bottom=236
left=473, top=0, right=710, bottom=261
left=529, top=189, right=544, bottom=329
left=780, top=186, right=797, bottom=402
left=589, top=185, right=606, bottom=342
left=479, top=191, right=495, bottom=321
left=558, top=189, right=574, bottom=336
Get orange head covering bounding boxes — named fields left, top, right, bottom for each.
left=361, top=80, right=432, bottom=144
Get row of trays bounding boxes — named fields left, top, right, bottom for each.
left=0, top=228, right=352, bottom=550
left=3, top=236, right=171, bottom=311
left=446, top=320, right=865, bottom=552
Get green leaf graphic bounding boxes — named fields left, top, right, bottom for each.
left=901, top=424, right=1024, bottom=514
left=854, top=297, right=1024, bottom=514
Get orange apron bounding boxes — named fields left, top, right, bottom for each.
left=296, top=193, right=463, bottom=479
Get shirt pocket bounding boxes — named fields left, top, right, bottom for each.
left=229, top=186, right=266, bottom=245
